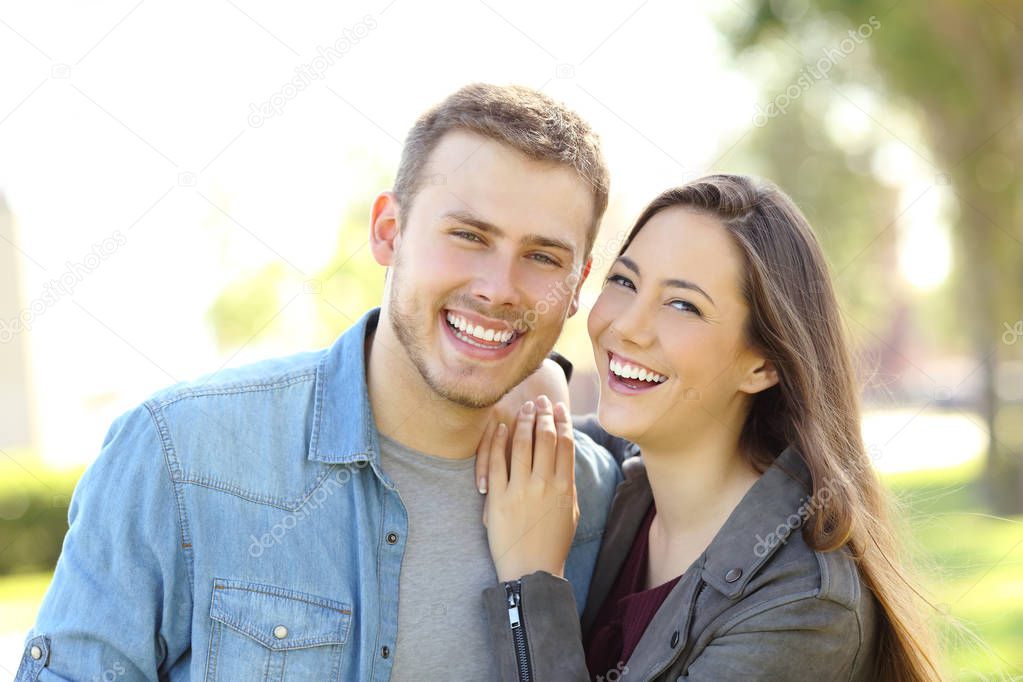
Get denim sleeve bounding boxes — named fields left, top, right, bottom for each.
left=15, top=405, right=193, bottom=682
left=683, top=597, right=867, bottom=680
left=573, top=413, right=635, bottom=467
left=564, top=427, right=621, bottom=613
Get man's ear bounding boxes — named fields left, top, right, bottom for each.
left=738, top=354, right=779, bottom=395
left=567, top=257, right=592, bottom=317
left=369, top=191, right=401, bottom=266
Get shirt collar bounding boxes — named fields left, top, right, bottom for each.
left=308, top=307, right=382, bottom=467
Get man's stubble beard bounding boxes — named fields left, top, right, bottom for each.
left=386, top=251, right=556, bottom=410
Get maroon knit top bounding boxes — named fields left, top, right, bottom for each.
left=584, top=504, right=682, bottom=679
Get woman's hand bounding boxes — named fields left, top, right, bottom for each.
left=480, top=395, right=579, bottom=582
left=476, top=357, right=571, bottom=494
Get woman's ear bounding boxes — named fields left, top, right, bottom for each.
left=369, top=191, right=401, bottom=266
left=739, top=355, right=779, bottom=395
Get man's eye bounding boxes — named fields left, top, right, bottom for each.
left=529, top=253, right=560, bottom=267
left=606, top=273, right=636, bottom=290
left=454, top=230, right=484, bottom=243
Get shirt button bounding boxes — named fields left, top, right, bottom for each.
left=29, top=645, right=42, bottom=660
left=273, top=625, right=289, bottom=639
left=669, top=630, right=680, bottom=648
left=725, top=567, right=743, bottom=583
left=385, top=532, right=399, bottom=545
left=381, top=645, right=390, bottom=658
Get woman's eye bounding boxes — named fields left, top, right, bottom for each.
left=606, top=273, right=636, bottom=290
left=669, top=299, right=701, bottom=315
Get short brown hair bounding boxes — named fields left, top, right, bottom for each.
left=393, top=83, right=609, bottom=256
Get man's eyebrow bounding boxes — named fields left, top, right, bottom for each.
left=614, top=255, right=716, bottom=306
left=441, top=210, right=577, bottom=257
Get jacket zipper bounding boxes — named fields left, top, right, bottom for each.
left=505, top=580, right=533, bottom=682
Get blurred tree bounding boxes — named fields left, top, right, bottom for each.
left=207, top=165, right=389, bottom=353
left=721, top=1, right=1023, bottom=512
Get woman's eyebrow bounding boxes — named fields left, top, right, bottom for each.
left=615, top=255, right=716, bottom=306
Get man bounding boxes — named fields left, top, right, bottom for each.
left=16, top=83, right=620, bottom=681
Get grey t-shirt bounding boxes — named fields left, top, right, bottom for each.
left=378, top=433, right=499, bottom=680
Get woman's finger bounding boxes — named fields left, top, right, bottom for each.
left=553, top=401, right=576, bottom=488
left=509, top=401, right=535, bottom=487
left=488, top=422, right=509, bottom=496
left=476, top=418, right=498, bottom=494
left=532, top=395, right=558, bottom=484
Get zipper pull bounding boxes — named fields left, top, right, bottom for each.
left=506, top=581, right=521, bottom=628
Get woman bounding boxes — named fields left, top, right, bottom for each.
left=476, top=175, right=942, bottom=680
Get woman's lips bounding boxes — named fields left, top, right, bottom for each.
left=606, top=350, right=668, bottom=395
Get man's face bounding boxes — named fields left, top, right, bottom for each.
left=383, top=130, right=594, bottom=408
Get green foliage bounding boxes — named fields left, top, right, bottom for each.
left=206, top=165, right=391, bottom=352
left=885, top=461, right=1023, bottom=678
left=0, top=457, right=83, bottom=575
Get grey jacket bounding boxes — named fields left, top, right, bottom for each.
left=484, top=422, right=880, bottom=681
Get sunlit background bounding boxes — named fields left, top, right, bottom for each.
left=1, top=0, right=1021, bottom=678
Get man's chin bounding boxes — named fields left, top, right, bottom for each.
left=419, top=369, right=509, bottom=409
left=432, top=384, right=505, bottom=410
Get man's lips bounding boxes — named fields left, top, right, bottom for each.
left=440, top=309, right=523, bottom=360
left=444, top=308, right=517, bottom=345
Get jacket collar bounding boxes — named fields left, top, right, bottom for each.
left=583, top=445, right=814, bottom=629
left=584, top=445, right=815, bottom=679
left=699, top=445, right=813, bottom=598
left=307, top=307, right=382, bottom=466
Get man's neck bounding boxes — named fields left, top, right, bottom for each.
left=366, top=320, right=489, bottom=460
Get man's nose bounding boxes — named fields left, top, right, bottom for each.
left=469, top=256, right=523, bottom=309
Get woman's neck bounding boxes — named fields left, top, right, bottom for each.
left=639, top=426, right=762, bottom=585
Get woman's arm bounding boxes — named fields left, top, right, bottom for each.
left=482, top=571, right=589, bottom=682
left=478, top=398, right=590, bottom=681
left=682, top=596, right=870, bottom=680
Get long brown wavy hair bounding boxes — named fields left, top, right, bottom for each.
left=619, top=175, right=943, bottom=681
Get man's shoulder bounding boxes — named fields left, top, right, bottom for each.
left=570, top=427, right=622, bottom=544
left=130, top=348, right=337, bottom=504
left=144, top=347, right=328, bottom=410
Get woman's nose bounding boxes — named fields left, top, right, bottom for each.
left=609, top=299, right=655, bottom=347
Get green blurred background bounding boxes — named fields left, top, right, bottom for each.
left=1, top=0, right=1021, bottom=679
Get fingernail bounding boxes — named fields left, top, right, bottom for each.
left=554, top=402, right=567, bottom=419
left=497, top=422, right=508, bottom=434
left=522, top=401, right=535, bottom=414
left=537, top=395, right=551, bottom=411
left=478, top=476, right=487, bottom=495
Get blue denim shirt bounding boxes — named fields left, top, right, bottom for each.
left=16, top=308, right=620, bottom=681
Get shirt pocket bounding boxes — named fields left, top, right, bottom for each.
left=205, top=578, right=352, bottom=682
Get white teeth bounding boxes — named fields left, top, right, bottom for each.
left=445, top=312, right=515, bottom=346
left=609, top=356, right=666, bottom=384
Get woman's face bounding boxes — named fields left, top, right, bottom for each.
left=587, top=206, right=774, bottom=449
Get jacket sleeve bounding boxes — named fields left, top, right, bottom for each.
left=682, top=597, right=870, bottom=681
left=483, top=571, right=590, bottom=682
left=573, top=413, right=636, bottom=467
left=15, top=405, right=192, bottom=682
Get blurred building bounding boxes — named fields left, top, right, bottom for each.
left=0, top=192, right=37, bottom=451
